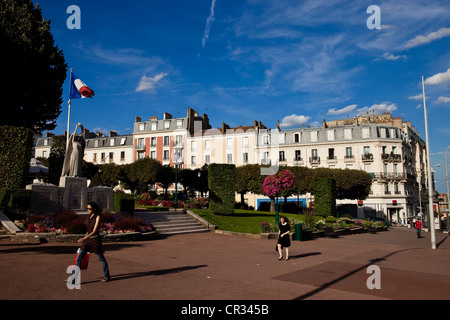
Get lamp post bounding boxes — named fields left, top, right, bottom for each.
left=422, top=75, right=436, bottom=249
left=446, top=146, right=450, bottom=233
left=173, top=145, right=183, bottom=211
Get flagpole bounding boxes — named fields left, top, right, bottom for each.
left=422, top=75, right=436, bottom=249
left=66, top=69, right=73, bottom=149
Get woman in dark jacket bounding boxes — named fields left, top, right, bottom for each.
left=75, top=201, right=111, bottom=282
left=277, top=216, right=291, bottom=260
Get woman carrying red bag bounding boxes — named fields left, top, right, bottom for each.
left=74, top=201, right=111, bottom=282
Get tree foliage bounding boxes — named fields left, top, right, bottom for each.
left=0, top=0, right=67, bottom=131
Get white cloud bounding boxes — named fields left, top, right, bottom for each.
left=327, top=104, right=357, bottom=115
left=356, top=103, right=398, bottom=115
left=404, top=27, right=450, bottom=49
left=135, top=72, right=168, bottom=93
left=382, top=52, right=407, bottom=60
left=408, top=94, right=423, bottom=100
left=437, top=96, right=450, bottom=104
left=202, top=0, right=216, bottom=48
left=280, top=114, right=311, bottom=128
left=425, top=68, right=450, bottom=85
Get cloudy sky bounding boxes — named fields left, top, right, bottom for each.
left=35, top=0, right=450, bottom=191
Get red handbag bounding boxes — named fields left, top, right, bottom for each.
left=73, top=248, right=90, bottom=270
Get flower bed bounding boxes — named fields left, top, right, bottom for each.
left=13, top=210, right=155, bottom=236
left=137, top=193, right=208, bottom=209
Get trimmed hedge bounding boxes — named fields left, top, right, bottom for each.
left=0, top=126, right=33, bottom=189
left=314, top=177, right=336, bottom=217
left=208, top=163, right=236, bottom=215
left=0, top=188, right=31, bottom=214
left=114, top=192, right=135, bottom=215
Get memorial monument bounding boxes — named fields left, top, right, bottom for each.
left=27, top=123, right=114, bottom=214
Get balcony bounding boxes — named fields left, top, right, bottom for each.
left=344, top=155, right=355, bottom=163
left=326, top=156, right=338, bottom=164
left=362, top=153, right=374, bottom=162
left=309, top=156, right=320, bottom=165
left=370, top=172, right=407, bottom=181
left=381, top=153, right=402, bottom=162
left=135, top=144, right=146, bottom=151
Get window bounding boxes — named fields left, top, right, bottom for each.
left=163, top=150, right=169, bottom=160
left=242, top=137, right=248, bottom=148
left=311, top=149, right=318, bottom=157
left=227, top=138, right=233, bottom=149
left=327, top=130, right=335, bottom=141
left=344, top=128, right=352, bottom=140
left=294, top=133, right=300, bottom=143
left=364, top=146, right=370, bottom=155
left=328, top=148, right=335, bottom=159
left=93, top=153, right=97, bottom=162
left=295, top=150, right=301, bottom=161
left=138, top=138, right=145, bottom=149
left=109, top=152, right=114, bottom=162
left=176, top=120, right=183, bottom=128
left=42, top=151, right=47, bottom=158
left=110, top=138, right=115, bottom=147
left=279, top=151, right=285, bottom=161
left=164, top=121, right=170, bottom=129
left=384, top=183, right=390, bottom=194
left=150, top=151, right=156, bottom=159
left=191, top=156, right=196, bottom=165
left=139, top=123, right=145, bottom=131
left=227, top=154, right=233, bottom=164
left=163, top=136, right=169, bottom=146
left=120, top=151, right=125, bottom=161
left=243, top=153, right=248, bottom=164
left=205, top=155, right=210, bottom=164
left=137, top=151, right=145, bottom=160
left=175, top=135, right=182, bottom=145
left=205, top=139, right=211, bottom=150
left=151, top=137, right=156, bottom=147
left=262, top=135, right=270, bottom=145
left=362, top=127, right=370, bottom=139
left=345, top=147, right=353, bottom=158
left=120, top=137, right=127, bottom=145
left=151, top=122, right=157, bottom=130
left=101, top=153, right=105, bottom=162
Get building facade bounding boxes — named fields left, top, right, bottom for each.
left=34, top=109, right=434, bottom=223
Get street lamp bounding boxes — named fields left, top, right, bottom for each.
left=173, top=145, right=184, bottom=211
left=446, top=146, right=450, bottom=233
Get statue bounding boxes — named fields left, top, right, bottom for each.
left=61, top=123, right=85, bottom=177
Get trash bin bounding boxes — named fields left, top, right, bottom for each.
left=294, top=223, right=303, bottom=241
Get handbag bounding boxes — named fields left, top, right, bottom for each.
left=73, top=248, right=90, bottom=270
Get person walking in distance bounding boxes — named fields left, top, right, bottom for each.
left=414, top=218, right=422, bottom=238
left=277, top=216, right=291, bottom=260
left=75, top=201, right=111, bottom=282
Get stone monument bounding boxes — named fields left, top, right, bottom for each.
left=27, top=123, right=114, bottom=214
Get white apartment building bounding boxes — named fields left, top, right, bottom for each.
left=34, top=110, right=434, bottom=224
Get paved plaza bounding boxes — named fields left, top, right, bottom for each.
left=1, top=225, right=450, bottom=302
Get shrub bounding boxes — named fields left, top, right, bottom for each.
left=66, top=216, right=88, bottom=234
left=314, top=177, right=336, bottom=217
left=113, top=217, right=148, bottom=232
left=52, top=210, right=77, bottom=227
left=114, top=192, right=135, bottom=215
left=0, top=126, right=33, bottom=189
left=208, top=164, right=236, bottom=215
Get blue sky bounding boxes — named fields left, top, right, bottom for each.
left=35, top=0, right=450, bottom=192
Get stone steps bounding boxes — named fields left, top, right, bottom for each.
left=134, top=211, right=209, bottom=236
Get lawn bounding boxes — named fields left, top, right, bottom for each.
left=191, top=209, right=319, bottom=234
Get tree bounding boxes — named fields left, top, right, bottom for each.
left=126, top=158, right=161, bottom=193
left=236, top=164, right=263, bottom=208
left=156, top=165, right=175, bottom=197
left=0, top=0, right=67, bottom=131
left=48, top=134, right=66, bottom=185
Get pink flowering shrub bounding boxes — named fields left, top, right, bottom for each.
left=262, top=169, right=295, bottom=198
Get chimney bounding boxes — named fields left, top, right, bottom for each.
left=135, top=116, right=141, bottom=123
left=109, top=130, right=117, bottom=137
left=163, top=112, right=172, bottom=120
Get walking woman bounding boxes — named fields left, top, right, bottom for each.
left=75, top=201, right=111, bottom=282
left=277, top=216, right=291, bottom=260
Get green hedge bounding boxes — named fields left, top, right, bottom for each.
left=314, top=177, right=336, bottom=217
left=0, top=188, right=31, bottom=214
left=114, top=192, right=135, bottom=215
left=0, top=126, right=33, bottom=189
left=208, top=163, right=236, bottom=215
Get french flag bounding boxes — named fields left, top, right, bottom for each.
left=69, top=72, right=95, bottom=99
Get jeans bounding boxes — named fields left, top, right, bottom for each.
left=74, top=248, right=110, bottom=280
left=416, top=228, right=422, bottom=238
